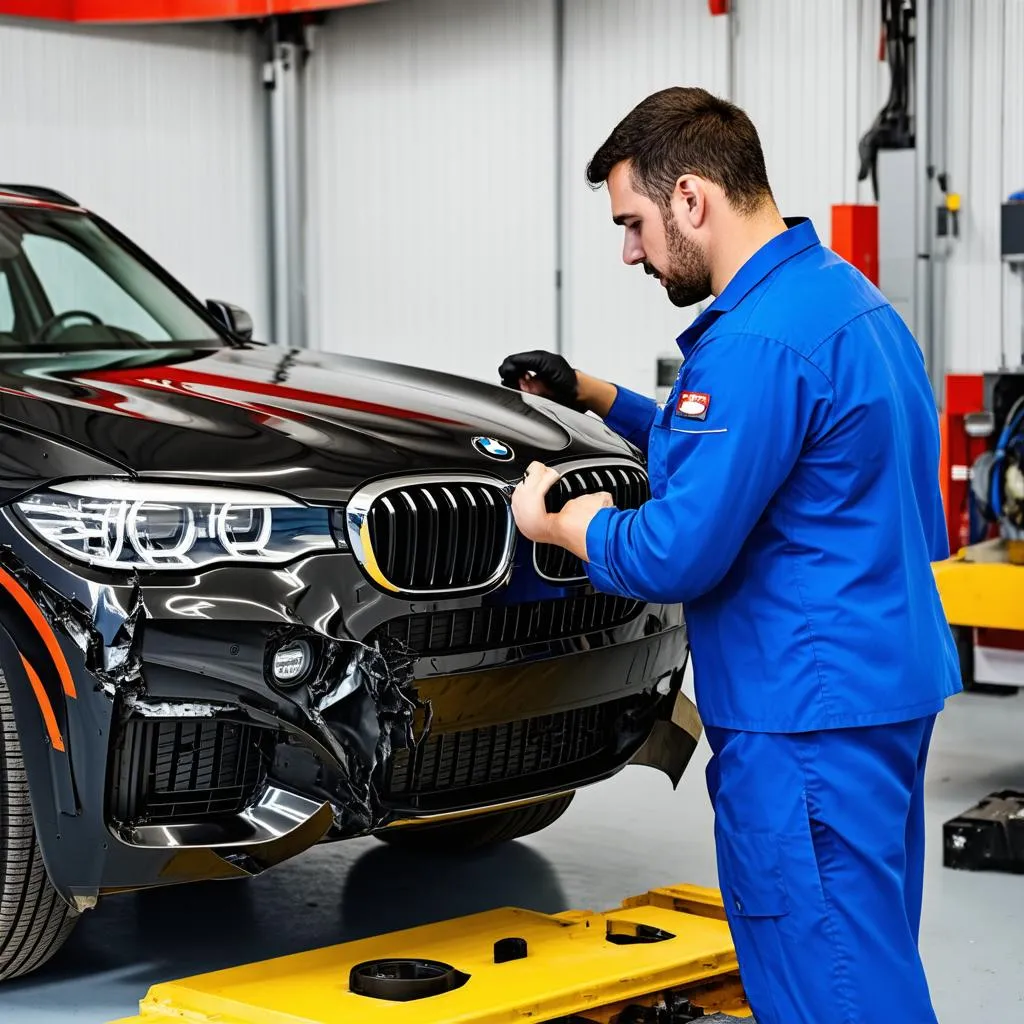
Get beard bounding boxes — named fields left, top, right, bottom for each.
left=644, top=215, right=712, bottom=308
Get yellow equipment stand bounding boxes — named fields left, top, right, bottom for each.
left=110, top=884, right=750, bottom=1024
left=932, top=538, right=1024, bottom=632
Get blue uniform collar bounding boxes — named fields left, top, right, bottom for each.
left=676, top=217, right=820, bottom=356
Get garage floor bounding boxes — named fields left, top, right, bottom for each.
left=2, top=686, right=1023, bottom=1023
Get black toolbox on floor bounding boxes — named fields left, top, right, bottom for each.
left=943, top=791, right=1024, bottom=873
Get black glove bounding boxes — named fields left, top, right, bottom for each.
left=498, top=350, right=586, bottom=412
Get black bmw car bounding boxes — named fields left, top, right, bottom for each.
left=0, top=186, right=695, bottom=980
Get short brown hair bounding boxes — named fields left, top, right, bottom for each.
left=586, top=87, right=774, bottom=216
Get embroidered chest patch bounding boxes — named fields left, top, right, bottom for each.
left=676, top=391, right=711, bottom=420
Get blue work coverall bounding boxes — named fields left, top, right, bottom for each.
left=585, top=218, right=962, bottom=1024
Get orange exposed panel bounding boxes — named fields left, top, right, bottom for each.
left=831, top=204, right=879, bottom=285
left=0, top=0, right=377, bottom=20
left=0, top=565, right=77, bottom=699
left=19, top=655, right=65, bottom=753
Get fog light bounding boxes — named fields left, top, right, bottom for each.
left=272, top=639, right=312, bottom=685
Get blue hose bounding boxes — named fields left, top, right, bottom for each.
left=991, top=408, right=1024, bottom=518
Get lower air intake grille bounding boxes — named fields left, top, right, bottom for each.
left=374, top=594, right=643, bottom=656
left=383, top=695, right=645, bottom=802
left=536, top=463, right=650, bottom=581
left=109, top=717, right=275, bottom=825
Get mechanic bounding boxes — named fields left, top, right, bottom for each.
left=501, top=86, right=961, bottom=1024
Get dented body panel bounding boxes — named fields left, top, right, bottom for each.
left=0, top=509, right=690, bottom=902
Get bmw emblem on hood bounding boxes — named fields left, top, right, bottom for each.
left=472, top=436, right=514, bottom=461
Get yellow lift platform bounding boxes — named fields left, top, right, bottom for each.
left=110, top=884, right=750, bottom=1024
left=932, top=538, right=1024, bottom=632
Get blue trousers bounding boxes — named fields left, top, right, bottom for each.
left=704, top=716, right=938, bottom=1024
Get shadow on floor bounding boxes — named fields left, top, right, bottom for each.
left=338, top=840, right=569, bottom=938
left=5, top=836, right=567, bottom=999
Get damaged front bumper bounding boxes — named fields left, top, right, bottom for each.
left=0, top=511, right=694, bottom=911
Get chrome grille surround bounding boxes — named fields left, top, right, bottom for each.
left=345, top=473, right=516, bottom=596
left=346, top=458, right=649, bottom=596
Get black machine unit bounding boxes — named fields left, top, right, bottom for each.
left=944, top=791, right=1024, bottom=874
left=969, top=369, right=1024, bottom=538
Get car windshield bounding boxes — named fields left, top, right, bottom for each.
left=0, top=204, right=223, bottom=350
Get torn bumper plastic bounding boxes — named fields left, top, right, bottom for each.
left=629, top=686, right=703, bottom=788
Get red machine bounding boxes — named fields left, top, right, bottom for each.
left=831, top=204, right=880, bottom=286
left=939, top=374, right=991, bottom=553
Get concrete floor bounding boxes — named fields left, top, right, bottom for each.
left=2, top=686, right=1024, bottom=1023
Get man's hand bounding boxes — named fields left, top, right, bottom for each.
left=512, top=461, right=615, bottom=561
left=511, top=462, right=562, bottom=543
left=499, top=351, right=585, bottom=411
left=555, top=493, right=615, bottom=560
left=499, top=351, right=620, bottom=419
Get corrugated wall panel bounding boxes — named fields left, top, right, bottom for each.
left=305, top=0, right=557, bottom=384
left=735, top=0, right=886, bottom=242
left=561, top=0, right=728, bottom=396
left=944, top=0, right=1024, bottom=373
left=0, top=17, right=269, bottom=332
left=736, top=0, right=846, bottom=236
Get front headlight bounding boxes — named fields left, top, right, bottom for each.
left=15, top=480, right=338, bottom=570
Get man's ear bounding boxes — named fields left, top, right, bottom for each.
left=672, top=174, right=707, bottom=228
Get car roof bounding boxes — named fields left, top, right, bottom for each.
left=0, top=185, right=82, bottom=211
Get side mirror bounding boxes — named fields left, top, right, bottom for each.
left=206, top=299, right=254, bottom=341
left=964, top=411, right=996, bottom=439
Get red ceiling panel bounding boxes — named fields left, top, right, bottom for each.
left=0, top=0, right=377, bottom=21
left=1, top=1, right=74, bottom=16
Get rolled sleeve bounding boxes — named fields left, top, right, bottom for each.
left=603, top=385, right=659, bottom=454
left=584, top=334, right=834, bottom=605
left=584, top=505, right=625, bottom=595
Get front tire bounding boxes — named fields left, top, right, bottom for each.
left=377, top=793, right=575, bottom=854
left=0, top=668, right=79, bottom=981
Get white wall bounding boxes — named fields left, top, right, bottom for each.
left=942, top=0, right=1024, bottom=374
left=734, top=0, right=887, bottom=237
left=558, top=0, right=887, bottom=396
left=302, top=0, right=891, bottom=397
left=564, top=0, right=1021, bottom=392
left=305, top=0, right=558, bottom=383
left=3, top=0, right=1016, bottom=390
left=560, top=0, right=729, bottom=396
left=0, top=17, right=269, bottom=332
left=731, top=0, right=1024, bottom=379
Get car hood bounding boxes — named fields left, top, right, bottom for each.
left=0, top=345, right=639, bottom=500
